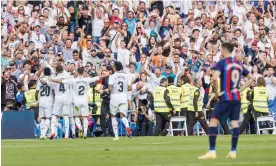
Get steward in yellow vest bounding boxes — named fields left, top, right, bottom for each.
left=180, top=75, right=191, bottom=117
left=88, top=86, right=102, bottom=116
left=187, top=79, right=208, bottom=136
left=251, top=77, right=269, bottom=116
left=206, top=77, right=230, bottom=135
left=153, top=78, right=174, bottom=136
left=167, top=77, right=181, bottom=113
left=25, top=80, right=38, bottom=110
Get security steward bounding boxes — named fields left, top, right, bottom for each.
left=180, top=75, right=191, bottom=117
left=25, top=80, right=39, bottom=121
left=167, top=77, right=181, bottom=114
left=88, top=84, right=102, bottom=119
left=153, top=78, right=175, bottom=136
left=239, top=85, right=255, bottom=134
left=206, top=77, right=230, bottom=134
left=248, top=77, right=270, bottom=132
left=187, top=78, right=208, bottom=135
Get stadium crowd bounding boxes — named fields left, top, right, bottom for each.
left=1, top=0, right=276, bottom=138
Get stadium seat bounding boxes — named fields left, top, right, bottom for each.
left=167, top=116, right=188, bottom=136
left=256, top=116, right=276, bottom=135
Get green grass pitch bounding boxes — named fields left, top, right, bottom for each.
left=2, top=135, right=276, bottom=166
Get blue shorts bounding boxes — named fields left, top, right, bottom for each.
left=211, top=100, right=241, bottom=121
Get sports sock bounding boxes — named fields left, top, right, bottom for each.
left=64, top=116, right=69, bottom=137
left=231, top=128, right=240, bottom=152
left=70, top=117, right=76, bottom=135
left=208, top=127, right=218, bottom=152
left=40, top=119, right=46, bottom=136
left=44, top=119, right=50, bottom=136
left=83, top=118, right=88, bottom=136
left=111, top=117, right=118, bottom=138
left=51, top=115, right=57, bottom=135
left=121, top=117, right=130, bottom=128
left=75, top=117, right=82, bottom=130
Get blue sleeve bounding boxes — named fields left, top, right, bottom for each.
left=215, top=60, right=224, bottom=73
left=142, top=47, right=149, bottom=56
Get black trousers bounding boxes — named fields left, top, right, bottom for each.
left=100, top=99, right=111, bottom=134
left=207, top=110, right=230, bottom=135
left=154, top=112, right=171, bottom=136
left=187, top=111, right=208, bottom=136
left=140, top=121, right=153, bottom=136
left=240, top=104, right=256, bottom=134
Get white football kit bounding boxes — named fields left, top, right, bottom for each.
left=36, top=76, right=54, bottom=118
left=62, top=76, right=100, bottom=117
left=51, top=72, right=74, bottom=116
left=109, top=71, right=131, bottom=116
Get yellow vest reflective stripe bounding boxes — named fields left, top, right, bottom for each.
left=153, top=86, right=170, bottom=112
left=167, top=85, right=181, bottom=112
left=88, top=88, right=102, bottom=115
left=253, top=87, right=269, bottom=113
left=180, top=83, right=191, bottom=108
left=240, top=87, right=251, bottom=114
left=25, top=89, right=37, bottom=109
left=188, top=86, right=203, bottom=111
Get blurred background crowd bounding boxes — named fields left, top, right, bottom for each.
left=1, top=0, right=276, bottom=137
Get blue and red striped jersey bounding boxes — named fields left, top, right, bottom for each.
left=215, top=57, right=249, bottom=101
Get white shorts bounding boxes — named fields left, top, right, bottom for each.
left=52, top=100, right=70, bottom=116
left=39, top=106, right=52, bottom=118
left=110, top=103, right=128, bottom=116
left=74, top=103, right=89, bottom=117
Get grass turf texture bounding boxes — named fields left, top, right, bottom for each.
left=2, top=135, right=276, bottom=166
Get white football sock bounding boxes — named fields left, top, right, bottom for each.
left=83, top=118, right=88, bottom=136
left=121, top=117, right=130, bottom=128
left=70, top=117, right=76, bottom=135
left=75, top=117, right=82, bottom=131
left=40, top=119, right=46, bottom=136
left=111, top=117, right=118, bottom=138
left=63, top=116, right=69, bottom=138
left=44, top=119, right=50, bottom=136
left=51, top=115, right=57, bottom=135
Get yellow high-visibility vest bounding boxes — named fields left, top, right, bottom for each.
left=25, top=89, right=37, bottom=109
left=153, top=86, right=170, bottom=113
left=241, top=87, right=251, bottom=114
left=88, top=88, right=102, bottom=115
left=188, top=86, right=203, bottom=112
left=167, top=85, right=181, bottom=112
left=253, top=86, right=269, bottom=113
left=180, top=83, right=191, bottom=109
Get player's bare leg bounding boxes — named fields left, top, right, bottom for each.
left=198, top=118, right=218, bottom=159
left=120, top=112, right=131, bottom=138
left=226, top=120, right=239, bottom=159
left=111, top=115, right=119, bottom=140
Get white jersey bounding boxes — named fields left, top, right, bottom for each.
left=62, top=76, right=100, bottom=105
left=51, top=72, right=73, bottom=99
left=36, top=76, right=54, bottom=107
left=109, top=71, right=131, bottom=105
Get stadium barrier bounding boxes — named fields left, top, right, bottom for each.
left=1, top=111, right=35, bottom=139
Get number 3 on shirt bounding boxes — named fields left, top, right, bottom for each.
left=231, top=69, right=240, bottom=89
left=118, top=81, right=124, bottom=92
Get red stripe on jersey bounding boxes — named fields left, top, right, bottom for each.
left=226, top=58, right=233, bottom=100
left=233, top=58, right=241, bottom=100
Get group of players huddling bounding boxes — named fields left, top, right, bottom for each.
left=37, top=42, right=253, bottom=160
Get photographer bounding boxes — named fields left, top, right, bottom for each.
left=134, top=99, right=153, bottom=136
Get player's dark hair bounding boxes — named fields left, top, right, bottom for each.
left=160, top=78, right=168, bottom=85
left=167, top=76, right=174, bottom=84
left=44, top=67, right=51, bottom=76
left=56, top=64, right=64, bottom=73
left=77, top=67, right=84, bottom=75
left=222, top=42, right=234, bottom=53
left=114, top=61, right=123, bottom=71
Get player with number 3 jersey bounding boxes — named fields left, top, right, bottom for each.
left=198, top=43, right=253, bottom=160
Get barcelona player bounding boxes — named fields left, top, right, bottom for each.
left=198, top=43, right=253, bottom=159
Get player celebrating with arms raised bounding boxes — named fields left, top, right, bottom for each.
left=198, top=43, right=253, bottom=159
